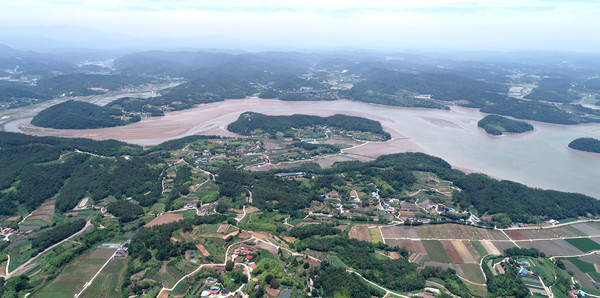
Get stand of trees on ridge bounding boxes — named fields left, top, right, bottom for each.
left=227, top=112, right=391, bottom=140
left=568, top=137, right=600, bottom=153
left=477, top=115, right=534, bottom=135
left=31, top=100, right=140, bottom=129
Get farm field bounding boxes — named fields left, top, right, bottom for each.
left=456, top=264, right=486, bottom=284
left=36, top=247, right=117, bottom=298
left=145, top=213, right=184, bottom=227
left=517, top=239, right=583, bottom=256
left=422, top=240, right=451, bottom=263
left=565, top=237, right=600, bottom=252
left=80, top=258, right=127, bottom=298
left=348, top=225, right=372, bottom=242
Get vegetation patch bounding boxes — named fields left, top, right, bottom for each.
left=477, top=115, right=534, bottom=135
left=568, top=137, right=600, bottom=154
left=31, top=100, right=140, bottom=129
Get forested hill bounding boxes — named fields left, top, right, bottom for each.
left=31, top=100, right=140, bottom=129
left=0, top=131, right=151, bottom=214
left=568, top=137, right=600, bottom=153
left=477, top=115, right=534, bottom=135
left=227, top=112, right=390, bottom=139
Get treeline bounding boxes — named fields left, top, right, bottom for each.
left=477, top=115, right=534, bottom=135
left=105, top=73, right=255, bottom=116
left=524, top=78, right=580, bottom=103
left=31, top=100, right=140, bottom=129
left=31, top=219, right=86, bottom=253
left=107, top=200, right=144, bottom=222
left=289, top=223, right=340, bottom=240
left=452, top=174, right=600, bottom=222
left=344, top=68, right=597, bottom=125
left=128, top=214, right=226, bottom=261
left=314, top=262, right=382, bottom=298
left=504, top=247, right=545, bottom=258
left=568, top=137, right=600, bottom=153
left=227, top=112, right=390, bottom=139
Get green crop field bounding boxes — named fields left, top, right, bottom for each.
left=422, top=240, right=451, bottom=263
left=81, top=258, right=127, bottom=298
left=565, top=257, right=596, bottom=273
left=471, top=240, right=488, bottom=258
left=38, top=247, right=116, bottom=298
left=459, top=264, right=486, bottom=284
left=369, top=228, right=383, bottom=243
left=565, top=238, right=600, bottom=252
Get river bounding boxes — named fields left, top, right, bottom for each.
left=4, top=98, right=600, bottom=198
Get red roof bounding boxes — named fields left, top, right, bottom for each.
left=246, top=255, right=253, bottom=259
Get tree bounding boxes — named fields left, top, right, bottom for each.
left=226, top=260, right=234, bottom=271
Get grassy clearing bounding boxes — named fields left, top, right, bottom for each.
left=20, top=219, right=51, bottom=226
left=149, top=203, right=165, bottom=214
left=8, top=241, right=34, bottom=272
left=530, top=259, right=556, bottom=284
left=369, top=228, right=383, bottom=244
left=565, top=238, right=600, bottom=252
left=422, top=240, right=451, bottom=263
left=329, top=255, right=348, bottom=269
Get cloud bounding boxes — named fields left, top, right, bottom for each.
left=0, top=0, right=599, bottom=51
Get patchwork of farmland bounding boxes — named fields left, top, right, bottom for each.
left=38, top=247, right=117, bottom=298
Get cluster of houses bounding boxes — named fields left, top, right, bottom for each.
left=1, top=226, right=18, bottom=241
left=114, top=239, right=131, bottom=258
left=233, top=247, right=254, bottom=260
left=200, top=277, right=231, bottom=297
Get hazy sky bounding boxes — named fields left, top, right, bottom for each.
left=1, top=0, right=599, bottom=51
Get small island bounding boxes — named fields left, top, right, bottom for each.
left=227, top=112, right=391, bottom=141
left=31, top=100, right=140, bottom=129
left=477, top=115, right=534, bottom=135
left=568, top=137, right=600, bottom=153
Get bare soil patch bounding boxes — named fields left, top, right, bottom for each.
left=28, top=215, right=51, bottom=223
left=283, top=236, right=296, bottom=243
left=504, top=230, right=528, bottom=241
left=385, top=239, right=427, bottom=254
left=480, top=240, right=501, bottom=255
left=217, top=224, right=230, bottom=233
left=196, top=244, right=210, bottom=257
left=245, top=206, right=260, bottom=213
left=349, top=225, right=371, bottom=242
left=145, top=213, right=184, bottom=227
left=255, top=241, right=279, bottom=254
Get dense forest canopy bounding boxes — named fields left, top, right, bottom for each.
left=31, top=100, right=140, bottom=129
left=227, top=112, right=391, bottom=139
left=477, top=115, right=534, bottom=135
left=0, top=131, right=153, bottom=215
left=568, top=137, right=600, bottom=153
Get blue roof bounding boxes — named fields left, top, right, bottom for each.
left=519, top=269, right=529, bottom=275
